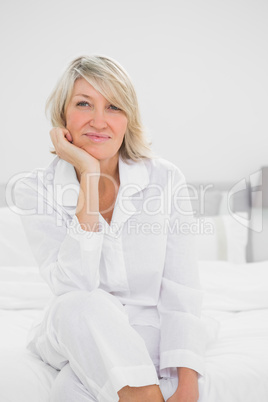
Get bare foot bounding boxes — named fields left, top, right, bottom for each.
left=118, top=384, right=164, bottom=402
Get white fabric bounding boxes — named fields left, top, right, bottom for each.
left=0, top=207, right=36, bottom=266
left=27, top=288, right=181, bottom=401
left=2, top=307, right=268, bottom=402
left=1, top=263, right=268, bottom=401
left=0, top=309, right=58, bottom=402
left=0, top=266, right=53, bottom=309
left=199, top=260, right=268, bottom=311
left=13, top=155, right=206, bottom=381
left=196, top=213, right=248, bottom=263
left=203, top=308, right=268, bottom=402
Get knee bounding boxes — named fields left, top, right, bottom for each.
left=51, top=289, right=100, bottom=323
left=50, top=288, right=125, bottom=327
left=56, top=288, right=114, bottom=311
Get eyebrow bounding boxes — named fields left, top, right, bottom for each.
left=73, top=94, right=93, bottom=99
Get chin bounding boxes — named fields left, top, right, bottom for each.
left=82, top=145, right=117, bottom=161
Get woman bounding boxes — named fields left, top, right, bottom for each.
left=14, top=55, right=206, bottom=401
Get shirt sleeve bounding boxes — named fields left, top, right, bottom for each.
left=14, top=177, right=104, bottom=296
left=157, top=167, right=206, bottom=378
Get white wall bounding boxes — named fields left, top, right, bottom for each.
left=1, top=0, right=267, bottom=185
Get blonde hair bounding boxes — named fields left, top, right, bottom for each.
left=46, top=55, right=154, bottom=162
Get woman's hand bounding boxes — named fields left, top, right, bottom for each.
left=50, top=127, right=100, bottom=175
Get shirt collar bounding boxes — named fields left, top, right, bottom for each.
left=53, top=154, right=149, bottom=208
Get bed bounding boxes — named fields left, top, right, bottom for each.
left=0, top=167, right=268, bottom=402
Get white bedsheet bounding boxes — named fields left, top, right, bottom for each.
left=0, top=310, right=57, bottom=402
left=202, top=309, right=268, bottom=401
left=0, top=261, right=268, bottom=402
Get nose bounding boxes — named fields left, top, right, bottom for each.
left=89, top=108, right=108, bottom=130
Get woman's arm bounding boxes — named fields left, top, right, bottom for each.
left=14, top=170, right=104, bottom=296
left=14, top=128, right=104, bottom=296
left=76, top=170, right=100, bottom=232
left=50, top=127, right=101, bottom=232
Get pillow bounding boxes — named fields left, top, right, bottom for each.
left=0, top=207, right=36, bottom=266
left=189, top=186, right=223, bottom=216
left=0, top=266, right=53, bottom=309
left=196, top=213, right=248, bottom=263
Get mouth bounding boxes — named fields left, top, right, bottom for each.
left=84, top=133, right=111, bottom=143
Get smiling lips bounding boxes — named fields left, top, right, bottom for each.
left=84, top=133, right=111, bottom=143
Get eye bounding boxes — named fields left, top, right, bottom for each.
left=109, top=104, right=121, bottom=111
left=77, top=101, right=90, bottom=107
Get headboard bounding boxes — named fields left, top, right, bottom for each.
left=0, top=184, right=6, bottom=208
left=187, top=166, right=268, bottom=263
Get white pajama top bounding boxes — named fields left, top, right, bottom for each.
left=14, top=155, right=206, bottom=379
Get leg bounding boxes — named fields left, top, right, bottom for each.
left=50, top=363, right=96, bottom=402
left=50, top=364, right=163, bottom=402
left=30, top=289, right=159, bottom=402
left=118, top=324, right=164, bottom=401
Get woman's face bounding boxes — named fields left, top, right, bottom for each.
left=65, top=78, right=128, bottom=161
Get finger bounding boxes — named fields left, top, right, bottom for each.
left=49, top=130, right=63, bottom=154
left=50, top=127, right=70, bottom=146
left=65, top=132, right=73, bottom=143
left=54, top=128, right=72, bottom=143
left=50, top=127, right=68, bottom=137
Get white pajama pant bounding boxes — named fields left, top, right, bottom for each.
left=27, top=289, right=178, bottom=402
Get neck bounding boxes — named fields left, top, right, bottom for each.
left=99, top=153, right=119, bottom=181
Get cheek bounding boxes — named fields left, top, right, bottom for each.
left=115, top=116, right=128, bottom=137
left=65, top=110, right=83, bottom=131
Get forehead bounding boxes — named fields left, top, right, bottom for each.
left=71, top=78, right=102, bottom=98
left=70, top=76, right=122, bottom=109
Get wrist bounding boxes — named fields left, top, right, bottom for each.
left=78, top=170, right=100, bottom=186
left=75, top=164, right=100, bottom=182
